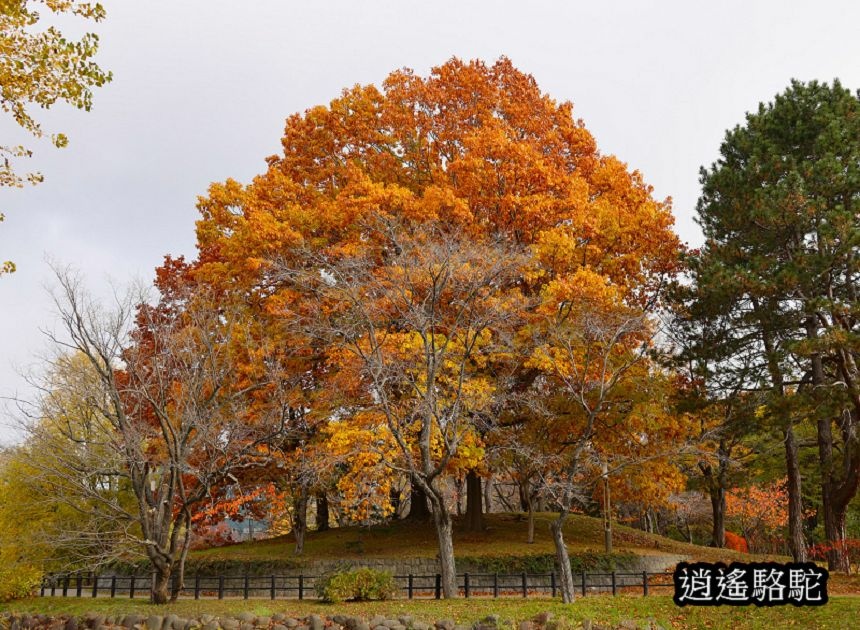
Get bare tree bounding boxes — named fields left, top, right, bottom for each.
left=278, top=219, right=526, bottom=598
left=17, top=267, right=284, bottom=603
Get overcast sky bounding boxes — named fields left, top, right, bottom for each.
left=2, top=0, right=859, bottom=443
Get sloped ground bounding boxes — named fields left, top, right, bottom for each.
left=190, top=513, right=763, bottom=566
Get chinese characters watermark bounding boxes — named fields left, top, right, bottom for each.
left=673, top=562, right=828, bottom=606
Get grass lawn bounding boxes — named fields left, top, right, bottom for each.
left=188, top=513, right=762, bottom=567
left=3, top=594, right=859, bottom=629
left=13, top=513, right=855, bottom=628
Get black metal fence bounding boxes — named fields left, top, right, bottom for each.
left=40, top=571, right=675, bottom=600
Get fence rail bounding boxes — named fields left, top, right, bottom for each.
left=39, top=570, right=675, bottom=600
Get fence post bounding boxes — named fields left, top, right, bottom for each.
left=643, top=571, right=648, bottom=596
left=521, top=572, right=527, bottom=598
left=270, top=575, right=276, bottom=600
left=91, top=576, right=98, bottom=598
left=40, top=578, right=46, bottom=598
left=194, top=575, right=200, bottom=600
left=298, top=575, right=304, bottom=600
left=243, top=574, right=249, bottom=600
left=50, top=577, right=56, bottom=597
left=493, top=573, right=498, bottom=598
left=581, top=571, right=586, bottom=597
left=76, top=574, right=83, bottom=597
left=129, top=576, right=135, bottom=599
left=218, top=575, right=224, bottom=600
left=109, top=576, right=115, bottom=599
left=434, top=574, right=441, bottom=599
left=551, top=572, right=556, bottom=598
left=611, top=572, right=617, bottom=596
left=408, top=574, right=413, bottom=599
left=62, top=575, right=69, bottom=598
left=464, top=573, right=470, bottom=598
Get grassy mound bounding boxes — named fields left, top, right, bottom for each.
left=189, top=512, right=762, bottom=567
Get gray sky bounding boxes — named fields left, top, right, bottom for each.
left=2, top=0, right=859, bottom=443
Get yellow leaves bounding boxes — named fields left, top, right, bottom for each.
left=407, top=185, right=473, bottom=227
left=324, top=415, right=399, bottom=522
left=538, top=268, right=622, bottom=316
left=612, top=458, right=686, bottom=507
left=445, top=429, right=487, bottom=476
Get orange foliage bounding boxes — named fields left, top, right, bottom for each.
left=726, top=479, right=789, bottom=553
left=724, top=531, right=749, bottom=553
left=178, top=56, right=686, bottom=527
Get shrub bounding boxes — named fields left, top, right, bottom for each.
left=315, top=567, right=396, bottom=603
left=725, top=531, right=749, bottom=553
left=0, top=563, right=42, bottom=602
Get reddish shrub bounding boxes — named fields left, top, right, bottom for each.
left=725, top=530, right=749, bottom=553
left=189, top=521, right=237, bottom=550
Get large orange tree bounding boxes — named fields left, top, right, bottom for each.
left=186, top=57, right=681, bottom=598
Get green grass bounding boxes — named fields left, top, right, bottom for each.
left=188, top=513, right=761, bottom=567
left=3, top=595, right=859, bottom=629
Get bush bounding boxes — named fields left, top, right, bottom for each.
left=0, top=563, right=42, bottom=602
left=725, top=531, right=749, bottom=553
left=315, top=567, right=396, bottom=603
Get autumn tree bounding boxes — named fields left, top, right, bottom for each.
left=726, top=479, right=789, bottom=554
left=0, top=0, right=111, bottom=273
left=519, top=283, right=687, bottom=602
left=277, top=219, right=526, bottom=597
left=20, top=267, right=285, bottom=603
left=0, top=409, right=135, bottom=600
left=5, top=354, right=137, bottom=568
left=187, top=57, right=682, bottom=598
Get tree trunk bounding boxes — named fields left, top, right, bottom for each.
left=527, top=498, right=535, bottom=544
left=703, top=440, right=729, bottom=548
left=316, top=492, right=330, bottom=532
left=171, top=514, right=192, bottom=602
left=464, top=470, right=484, bottom=532
left=709, top=486, right=726, bottom=548
left=406, top=479, right=431, bottom=521
left=293, top=489, right=309, bottom=556
left=833, top=507, right=850, bottom=574
left=550, top=513, right=574, bottom=603
left=390, top=486, right=402, bottom=518
left=150, top=565, right=171, bottom=605
left=483, top=474, right=493, bottom=514
left=807, top=319, right=850, bottom=572
left=518, top=479, right=529, bottom=511
left=821, top=489, right=851, bottom=573
left=602, top=474, right=612, bottom=554
left=784, top=425, right=808, bottom=562
left=816, top=411, right=857, bottom=573
left=431, top=504, right=458, bottom=598
left=758, top=305, right=807, bottom=563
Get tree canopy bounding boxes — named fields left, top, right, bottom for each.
left=681, top=79, right=860, bottom=569
left=184, top=57, right=683, bottom=600
left=0, top=0, right=111, bottom=273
